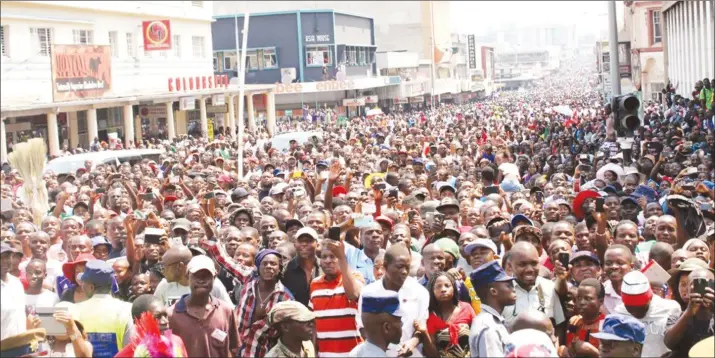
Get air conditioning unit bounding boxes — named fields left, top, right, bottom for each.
left=281, top=68, right=296, bottom=84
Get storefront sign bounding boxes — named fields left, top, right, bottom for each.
left=140, top=105, right=167, bottom=117
left=142, top=20, right=172, bottom=51
left=274, top=80, right=355, bottom=94
left=343, top=98, right=366, bottom=107
left=468, top=34, right=476, bottom=69
left=179, top=97, right=196, bottom=111
left=304, top=34, right=331, bottom=43
left=211, top=95, right=226, bottom=106
left=206, top=104, right=227, bottom=114
left=409, top=97, right=423, bottom=103
left=364, top=95, right=379, bottom=104
left=168, top=75, right=229, bottom=92
left=393, top=98, right=408, bottom=104
left=618, top=42, right=632, bottom=79
left=51, top=45, right=112, bottom=102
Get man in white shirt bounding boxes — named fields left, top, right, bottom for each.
left=614, top=271, right=681, bottom=358
left=356, top=243, right=429, bottom=357
left=502, top=242, right=565, bottom=328
left=24, top=259, right=60, bottom=314
left=1, top=243, right=28, bottom=340
left=19, top=231, right=62, bottom=289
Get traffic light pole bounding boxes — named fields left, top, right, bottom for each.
left=608, top=0, right=621, bottom=97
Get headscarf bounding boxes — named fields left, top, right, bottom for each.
left=253, top=249, right=281, bottom=278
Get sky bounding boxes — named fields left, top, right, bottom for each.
left=451, top=1, right=613, bottom=36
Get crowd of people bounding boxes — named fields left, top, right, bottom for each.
left=1, top=60, right=714, bottom=358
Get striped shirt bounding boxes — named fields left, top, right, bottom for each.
left=309, top=272, right=365, bottom=357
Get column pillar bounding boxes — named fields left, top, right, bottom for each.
left=0, top=118, right=7, bottom=163
left=46, top=112, right=60, bottom=157
left=165, top=102, right=176, bottom=141
left=226, top=95, right=235, bottom=138
left=122, top=105, right=134, bottom=148
left=246, top=93, right=255, bottom=132
left=134, top=115, right=142, bottom=146
left=68, top=112, right=79, bottom=149
left=266, top=92, right=276, bottom=137
left=199, top=97, right=208, bottom=139
left=87, top=109, right=98, bottom=146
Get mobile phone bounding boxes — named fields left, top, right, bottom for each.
left=429, top=145, right=437, bottom=156
left=143, top=192, right=154, bottom=200
left=36, top=306, right=69, bottom=336
left=484, top=185, right=499, bottom=196
left=596, top=198, right=605, bottom=213
left=578, top=164, right=592, bottom=172
left=373, top=183, right=386, bottom=191
left=558, top=252, right=570, bottom=269
left=328, top=226, right=341, bottom=241
left=203, top=192, right=215, bottom=200
left=535, top=191, right=544, bottom=205
left=95, top=188, right=106, bottom=194
left=133, top=210, right=147, bottom=220
left=693, top=277, right=708, bottom=295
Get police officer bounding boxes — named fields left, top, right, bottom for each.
left=469, top=261, right=517, bottom=357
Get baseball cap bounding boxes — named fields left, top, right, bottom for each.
left=592, top=314, right=646, bottom=344
left=464, top=239, right=498, bottom=255
left=295, top=227, right=320, bottom=241
left=78, top=260, right=114, bottom=287
left=172, top=218, right=191, bottom=233
left=285, top=219, right=305, bottom=231
left=361, top=290, right=405, bottom=318
left=186, top=255, right=217, bottom=276
left=569, top=251, right=600, bottom=266
left=469, top=261, right=514, bottom=289
left=510, top=214, right=534, bottom=228
left=268, top=301, right=316, bottom=325
left=0, top=243, right=12, bottom=255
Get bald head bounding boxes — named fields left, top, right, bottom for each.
left=385, top=241, right=410, bottom=266
left=511, top=241, right=539, bottom=259
left=162, top=245, right=192, bottom=266
left=511, top=310, right=554, bottom=335
left=650, top=242, right=674, bottom=270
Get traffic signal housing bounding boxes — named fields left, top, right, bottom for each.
left=611, top=94, right=641, bottom=137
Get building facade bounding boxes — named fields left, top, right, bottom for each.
left=662, top=0, right=714, bottom=97
left=1, top=0, right=275, bottom=159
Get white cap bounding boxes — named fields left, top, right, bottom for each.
left=269, top=182, right=289, bottom=196
left=295, top=227, right=320, bottom=241
left=465, top=239, right=498, bottom=255
left=621, top=271, right=650, bottom=295
left=186, top=255, right=216, bottom=276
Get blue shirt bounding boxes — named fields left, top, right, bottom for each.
left=344, top=243, right=380, bottom=285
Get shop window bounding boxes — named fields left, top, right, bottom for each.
left=192, top=36, right=205, bottom=58
left=346, top=46, right=356, bottom=66
left=246, top=52, right=258, bottom=70
left=306, top=45, right=332, bottom=66
left=358, top=48, right=366, bottom=66
left=30, top=27, right=52, bottom=56
left=77, top=111, right=88, bottom=133
left=126, top=32, right=135, bottom=57
left=173, top=35, right=181, bottom=57
left=261, top=48, right=278, bottom=69
left=72, top=29, right=94, bottom=45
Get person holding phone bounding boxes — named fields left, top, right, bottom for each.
left=664, top=268, right=715, bottom=357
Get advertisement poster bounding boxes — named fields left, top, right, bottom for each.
left=51, top=45, right=112, bottom=102
left=142, top=20, right=172, bottom=51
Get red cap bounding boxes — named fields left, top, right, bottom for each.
left=572, top=190, right=601, bottom=219
left=332, top=185, right=347, bottom=197
left=62, top=253, right=96, bottom=284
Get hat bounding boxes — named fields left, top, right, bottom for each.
left=631, top=185, right=658, bottom=203
left=438, top=182, right=456, bottom=193
left=361, top=290, right=405, bottom=317
left=0, top=329, right=47, bottom=357
left=440, top=220, right=460, bottom=237
left=436, top=197, right=460, bottom=213
left=413, top=187, right=430, bottom=199
left=412, top=158, right=425, bottom=165
left=62, top=215, right=85, bottom=228
left=285, top=219, right=305, bottom=231
left=255, top=249, right=281, bottom=269
left=504, top=329, right=558, bottom=358
left=592, top=314, right=646, bottom=344
left=510, top=214, right=534, bottom=228
left=621, top=271, right=653, bottom=307
left=469, top=261, right=514, bottom=289
left=295, top=227, right=320, bottom=241
left=375, top=216, right=394, bottom=229
left=573, top=190, right=601, bottom=219
left=268, top=301, right=316, bottom=325
left=0, top=243, right=11, bottom=255
left=270, top=183, right=288, bottom=196
left=91, top=236, right=112, bottom=249
left=231, top=188, right=250, bottom=201
left=621, top=196, right=639, bottom=206
left=186, top=255, right=217, bottom=276
left=512, top=225, right=542, bottom=241
left=667, top=257, right=712, bottom=290
left=332, top=185, right=347, bottom=197
left=78, top=260, right=114, bottom=287
left=187, top=244, right=206, bottom=256
left=172, top=218, right=191, bottom=233
left=62, top=253, right=96, bottom=284
left=570, top=251, right=600, bottom=266
left=465, top=239, right=498, bottom=255
left=164, top=195, right=178, bottom=203
left=434, top=238, right=460, bottom=260
left=316, top=160, right=329, bottom=168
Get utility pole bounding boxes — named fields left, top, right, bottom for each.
left=236, top=11, right=250, bottom=178
left=607, top=0, right=621, bottom=96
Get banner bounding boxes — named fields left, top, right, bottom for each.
left=142, top=20, right=172, bottom=51
left=51, top=45, right=112, bottom=102
left=468, top=34, right=476, bottom=69
left=618, top=42, right=632, bottom=79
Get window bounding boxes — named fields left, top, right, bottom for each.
left=357, top=48, right=366, bottom=65
left=306, top=46, right=332, bottom=66
left=262, top=48, right=277, bottom=69
left=191, top=1, right=203, bottom=7
left=223, top=56, right=232, bottom=70
left=213, top=56, right=218, bottom=71
left=108, top=31, right=118, bottom=57
left=30, top=27, right=52, bottom=56
left=651, top=83, right=665, bottom=101
left=651, top=11, right=662, bottom=44
left=72, top=29, right=93, bottom=45
left=246, top=51, right=258, bottom=70
left=1, top=26, right=7, bottom=57
left=172, top=35, right=181, bottom=57
left=346, top=46, right=356, bottom=65
left=192, top=36, right=205, bottom=58
left=126, top=32, right=135, bottom=57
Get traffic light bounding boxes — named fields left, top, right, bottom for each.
left=611, top=94, right=641, bottom=137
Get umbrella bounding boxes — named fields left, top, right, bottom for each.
left=552, top=105, right=573, bottom=117
left=366, top=108, right=383, bottom=116
left=596, top=163, right=625, bottom=183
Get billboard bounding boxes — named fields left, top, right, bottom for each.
left=467, top=34, right=476, bottom=69
left=142, top=20, right=172, bottom=51
left=618, top=42, right=631, bottom=79
left=51, top=45, right=112, bottom=102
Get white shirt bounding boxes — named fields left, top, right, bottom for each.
left=356, top=277, right=429, bottom=357
left=614, top=295, right=681, bottom=358
left=25, top=289, right=60, bottom=314
left=153, top=277, right=234, bottom=309
left=349, top=341, right=387, bottom=358
left=602, top=280, right=623, bottom=315
left=1, top=274, right=27, bottom=340
left=20, top=258, right=62, bottom=289
left=502, top=277, right=565, bottom=328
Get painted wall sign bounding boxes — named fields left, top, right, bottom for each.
left=142, top=20, right=172, bottom=51
left=304, top=34, right=331, bottom=43
left=51, top=45, right=112, bottom=102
